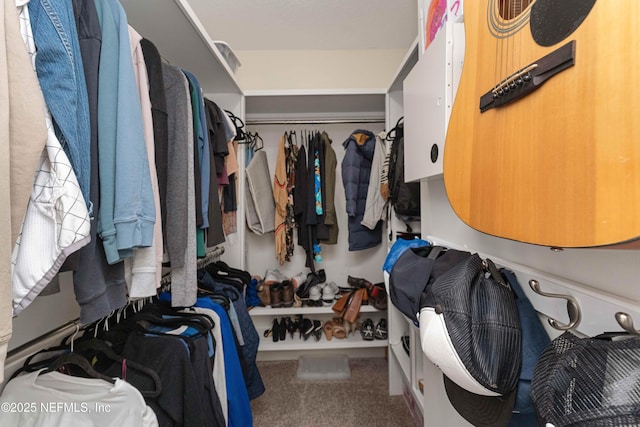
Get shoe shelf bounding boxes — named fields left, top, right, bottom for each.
left=390, top=340, right=411, bottom=384
left=249, top=305, right=384, bottom=316
left=258, top=332, right=388, bottom=352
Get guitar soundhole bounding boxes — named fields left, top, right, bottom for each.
left=530, top=0, right=597, bottom=47
left=498, top=0, right=533, bottom=20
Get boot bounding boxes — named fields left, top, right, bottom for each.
left=270, top=283, right=283, bottom=308
left=280, top=280, right=294, bottom=307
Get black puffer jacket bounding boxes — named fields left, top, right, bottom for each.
left=341, top=130, right=382, bottom=251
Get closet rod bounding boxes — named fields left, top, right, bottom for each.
left=245, top=118, right=386, bottom=126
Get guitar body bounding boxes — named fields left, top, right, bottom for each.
left=443, top=0, right=640, bottom=247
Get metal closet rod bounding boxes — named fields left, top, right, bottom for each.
left=245, top=118, right=386, bottom=125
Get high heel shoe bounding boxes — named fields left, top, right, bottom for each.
left=286, top=316, right=298, bottom=339
left=312, top=320, right=323, bottom=342
left=279, top=317, right=287, bottom=341
left=301, top=318, right=314, bottom=341
left=323, top=319, right=346, bottom=340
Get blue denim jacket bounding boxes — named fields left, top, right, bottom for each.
left=28, top=0, right=91, bottom=206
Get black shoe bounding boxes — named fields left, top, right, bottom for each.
left=312, top=320, right=323, bottom=342
left=360, top=319, right=375, bottom=341
left=272, top=318, right=280, bottom=343
left=296, top=273, right=319, bottom=299
left=401, top=335, right=410, bottom=356
left=285, top=317, right=297, bottom=339
left=374, top=318, right=388, bottom=340
left=279, top=317, right=287, bottom=341
left=301, top=318, right=314, bottom=341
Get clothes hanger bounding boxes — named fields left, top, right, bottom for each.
left=386, top=116, right=404, bottom=141
left=204, top=261, right=251, bottom=284
left=139, top=302, right=216, bottom=331
left=253, top=132, right=264, bottom=151
left=9, top=345, right=70, bottom=380
left=73, top=338, right=163, bottom=398
left=224, top=109, right=246, bottom=142
left=41, top=352, right=116, bottom=384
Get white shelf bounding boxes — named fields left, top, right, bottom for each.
left=390, top=341, right=411, bottom=384
left=245, top=89, right=386, bottom=122
left=250, top=305, right=385, bottom=317
left=121, top=0, right=242, bottom=94
left=259, top=332, right=388, bottom=352
left=387, top=36, right=420, bottom=93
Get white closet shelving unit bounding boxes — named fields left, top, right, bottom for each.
left=244, top=89, right=390, bottom=361
left=383, top=36, right=427, bottom=425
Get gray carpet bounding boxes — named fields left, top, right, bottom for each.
left=251, top=358, right=416, bottom=427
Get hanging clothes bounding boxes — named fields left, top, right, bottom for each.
left=274, top=134, right=288, bottom=264
left=361, top=133, right=387, bottom=230
left=284, top=133, right=299, bottom=260
left=1, top=0, right=49, bottom=381
left=182, top=70, right=208, bottom=257
left=124, top=25, right=163, bottom=298
left=0, top=370, right=158, bottom=426
left=245, top=150, right=275, bottom=235
left=27, top=0, right=91, bottom=206
left=159, top=292, right=254, bottom=427
left=12, top=1, right=91, bottom=317
left=94, top=0, right=156, bottom=266
left=341, top=129, right=382, bottom=251
left=320, top=131, right=339, bottom=244
left=162, top=63, right=197, bottom=307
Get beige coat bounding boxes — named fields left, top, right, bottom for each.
left=0, top=0, right=48, bottom=381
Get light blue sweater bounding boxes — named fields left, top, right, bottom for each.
left=95, top=0, right=156, bottom=264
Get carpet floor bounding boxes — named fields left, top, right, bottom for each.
left=251, top=357, right=416, bottom=427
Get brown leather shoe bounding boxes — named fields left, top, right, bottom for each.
left=332, top=291, right=353, bottom=317
left=343, top=288, right=365, bottom=324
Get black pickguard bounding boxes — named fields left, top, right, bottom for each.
left=530, top=0, right=597, bottom=47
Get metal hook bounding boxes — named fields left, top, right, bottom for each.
left=615, top=312, right=640, bottom=335
left=70, top=323, right=80, bottom=352
left=529, top=279, right=581, bottom=330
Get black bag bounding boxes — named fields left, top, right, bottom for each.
left=389, top=245, right=471, bottom=324
left=387, top=121, right=420, bottom=220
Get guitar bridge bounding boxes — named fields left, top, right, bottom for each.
left=479, top=41, right=576, bottom=113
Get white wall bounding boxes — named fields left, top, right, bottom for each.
left=422, top=175, right=640, bottom=305
left=243, top=122, right=387, bottom=286
left=236, top=49, right=407, bottom=91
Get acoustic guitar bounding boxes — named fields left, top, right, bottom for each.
left=443, top=0, right=640, bottom=248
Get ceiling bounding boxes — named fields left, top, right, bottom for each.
left=186, top=0, right=418, bottom=51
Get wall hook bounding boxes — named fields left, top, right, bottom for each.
left=615, top=312, right=640, bottom=335
left=529, top=279, right=581, bottom=330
